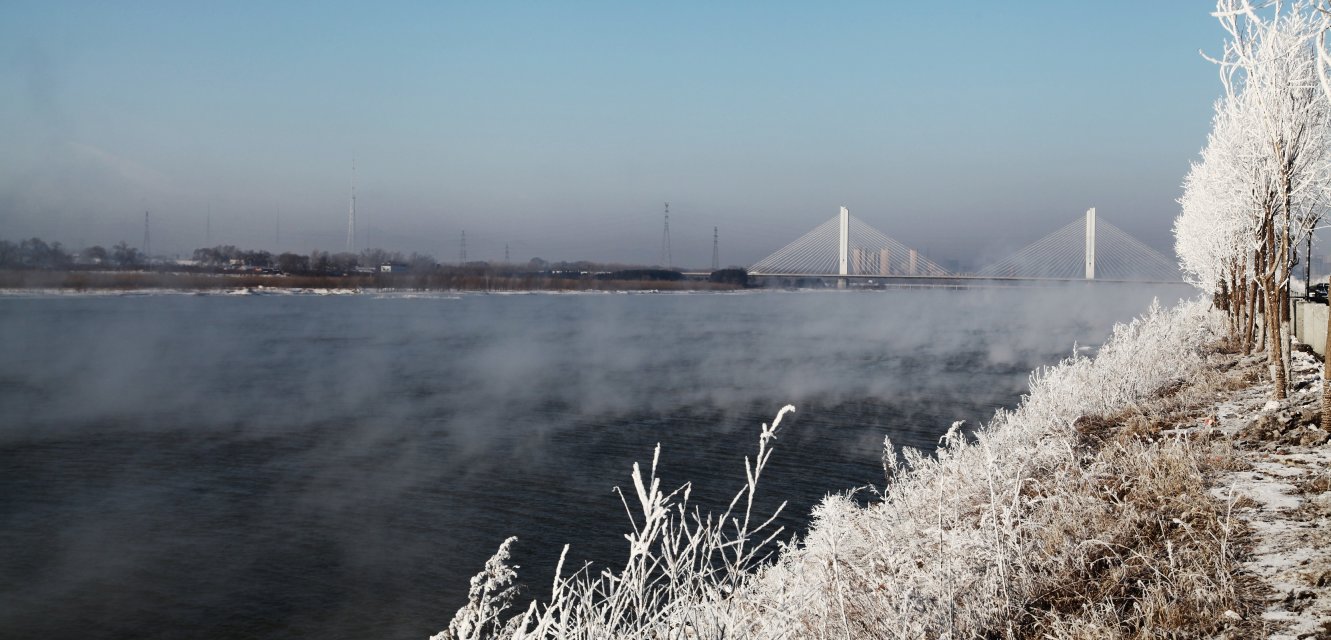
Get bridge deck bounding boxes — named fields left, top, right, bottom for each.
left=743, top=273, right=1186, bottom=285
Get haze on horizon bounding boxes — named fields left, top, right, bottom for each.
left=1, top=2, right=1230, bottom=270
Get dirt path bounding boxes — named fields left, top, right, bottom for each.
left=1203, top=347, right=1331, bottom=638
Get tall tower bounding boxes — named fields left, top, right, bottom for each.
left=711, top=226, right=719, bottom=271
left=346, top=156, right=357, bottom=253
left=459, top=230, right=467, bottom=264
left=143, top=211, right=150, bottom=259
left=661, top=202, right=672, bottom=268
left=1084, top=207, right=1096, bottom=280
left=837, top=206, right=849, bottom=277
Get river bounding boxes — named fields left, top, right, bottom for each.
left=0, top=284, right=1191, bottom=639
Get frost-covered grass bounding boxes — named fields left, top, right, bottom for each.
left=438, top=299, right=1249, bottom=639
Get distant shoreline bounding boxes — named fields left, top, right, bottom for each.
left=0, top=269, right=746, bottom=293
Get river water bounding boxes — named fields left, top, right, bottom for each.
left=0, top=285, right=1190, bottom=639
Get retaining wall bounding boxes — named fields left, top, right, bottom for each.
left=1294, top=299, right=1328, bottom=357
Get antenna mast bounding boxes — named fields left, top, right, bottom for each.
left=346, top=155, right=357, bottom=253
left=661, top=202, right=672, bottom=268
left=460, top=230, right=467, bottom=264
left=712, top=226, right=719, bottom=271
left=143, top=211, right=150, bottom=260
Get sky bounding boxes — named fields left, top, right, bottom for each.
left=0, top=2, right=1230, bottom=269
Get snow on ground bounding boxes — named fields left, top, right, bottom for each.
left=1202, top=346, right=1331, bottom=638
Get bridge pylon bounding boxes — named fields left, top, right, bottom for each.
left=838, top=206, right=849, bottom=277
left=1085, top=207, right=1096, bottom=280
left=977, top=208, right=1178, bottom=282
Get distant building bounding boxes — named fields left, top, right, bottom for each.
left=380, top=263, right=409, bottom=273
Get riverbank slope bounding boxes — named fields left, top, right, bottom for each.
left=437, top=300, right=1331, bottom=638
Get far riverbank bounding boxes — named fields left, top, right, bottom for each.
left=0, top=268, right=746, bottom=293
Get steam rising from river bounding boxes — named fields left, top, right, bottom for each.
left=2, top=287, right=1189, bottom=442
left=0, top=285, right=1193, bottom=639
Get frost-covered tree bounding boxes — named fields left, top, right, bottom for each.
left=1183, top=0, right=1331, bottom=398
left=1308, top=0, right=1331, bottom=428
left=1176, top=94, right=1264, bottom=349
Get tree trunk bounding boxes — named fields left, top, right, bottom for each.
left=1244, top=254, right=1256, bottom=355
left=1274, top=154, right=1294, bottom=401
left=1281, top=282, right=1290, bottom=324
left=1246, top=278, right=1258, bottom=355
left=1322, top=296, right=1331, bottom=431
left=1259, top=283, right=1268, bottom=353
left=1268, top=284, right=1287, bottom=400
left=1261, top=214, right=1287, bottom=399
left=1235, top=265, right=1244, bottom=330
left=1229, top=269, right=1239, bottom=341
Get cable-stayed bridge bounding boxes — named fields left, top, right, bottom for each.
left=750, top=207, right=951, bottom=277
left=748, top=207, right=1181, bottom=284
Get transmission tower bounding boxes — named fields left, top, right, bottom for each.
left=712, top=226, right=719, bottom=271
left=143, top=211, right=150, bottom=259
left=661, top=202, right=672, bottom=268
left=346, top=156, right=357, bottom=253
left=460, top=230, right=467, bottom=264
left=505, top=243, right=510, bottom=263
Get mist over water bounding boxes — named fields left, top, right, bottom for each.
left=0, top=285, right=1192, bottom=639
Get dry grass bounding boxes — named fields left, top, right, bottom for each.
left=1011, top=438, right=1261, bottom=638
left=1202, top=439, right=1255, bottom=472
left=1296, top=473, right=1331, bottom=494
left=1209, top=335, right=1248, bottom=355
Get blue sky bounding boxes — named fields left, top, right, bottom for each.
left=1, top=2, right=1225, bottom=268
